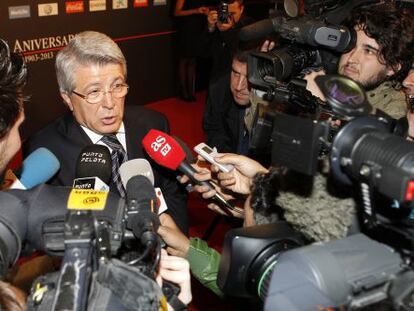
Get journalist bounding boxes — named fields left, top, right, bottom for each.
left=0, top=39, right=28, bottom=311
left=404, top=64, right=414, bottom=140
left=203, top=41, right=274, bottom=155
left=305, top=3, right=414, bottom=119
left=24, top=31, right=189, bottom=233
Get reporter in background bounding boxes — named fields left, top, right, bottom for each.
left=158, top=169, right=283, bottom=297
left=0, top=39, right=28, bottom=311
left=0, top=40, right=26, bottom=177
left=305, top=3, right=414, bottom=119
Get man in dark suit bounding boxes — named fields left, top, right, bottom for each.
left=24, top=31, right=188, bottom=233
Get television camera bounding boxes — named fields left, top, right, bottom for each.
left=216, top=73, right=414, bottom=309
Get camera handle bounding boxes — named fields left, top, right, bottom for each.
left=51, top=210, right=95, bottom=311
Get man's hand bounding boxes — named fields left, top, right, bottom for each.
left=156, top=249, right=192, bottom=307
left=158, top=213, right=190, bottom=258
left=207, top=10, right=218, bottom=32
left=213, top=153, right=268, bottom=194
left=260, top=40, right=275, bottom=52
left=303, top=69, right=326, bottom=101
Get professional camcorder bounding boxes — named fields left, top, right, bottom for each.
left=0, top=176, right=178, bottom=310
left=217, top=74, right=414, bottom=310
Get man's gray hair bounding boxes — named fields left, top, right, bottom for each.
left=55, top=31, right=127, bottom=93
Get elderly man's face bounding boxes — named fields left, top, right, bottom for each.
left=0, top=110, right=24, bottom=174
left=62, top=63, right=126, bottom=134
left=338, top=27, right=396, bottom=90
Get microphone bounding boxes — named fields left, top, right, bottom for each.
left=142, top=129, right=236, bottom=215
left=1, top=147, right=60, bottom=190
left=239, top=16, right=355, bottom=53
left=119, top=158, right=155, bottom=186
left=125, top=175, right=159, bottom=248
left=73, top=145, right=112, bottom=191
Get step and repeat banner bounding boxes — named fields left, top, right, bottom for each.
left=0, top=0, right=176, bottom=138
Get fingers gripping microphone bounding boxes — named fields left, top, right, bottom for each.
left=73, top=145, right=112, bottom=190
left=142, top=130, right=235, bottom=215
left=125, top=175, right=160, bottom=248
left=2, top=147, right=60, bottom=190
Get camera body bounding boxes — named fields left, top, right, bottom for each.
left=218, top=1, right=231, bottom=23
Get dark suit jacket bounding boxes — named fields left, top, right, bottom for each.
left=24, top=105, right=189, bottom=233
left=203, top=74, right=245, bottom=153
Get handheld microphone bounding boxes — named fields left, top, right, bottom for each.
left=125, top=175, right=160, bottom=248
left=73, top=145, right=112, bottom=191
left=119, top=158, right=155, bottom=186
left=142, top=130, right=236, bottom=215
left=2, top=147, right=60, bottom=190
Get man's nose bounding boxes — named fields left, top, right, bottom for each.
left=101, top=91, right=115, bottom=109
left=346, top=48, right=361, bottom=64
left=236, top=75, right=247, bottom=90
left=403, top=72, right=414, bottom=89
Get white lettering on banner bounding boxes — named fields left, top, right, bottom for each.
left=160, top=144, right=171, bottom=157
left=13, top=34, right=75, bottom=54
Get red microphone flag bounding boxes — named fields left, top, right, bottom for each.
left=142, top=129, right=186, bottom=170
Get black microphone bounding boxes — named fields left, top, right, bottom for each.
left=73, top=144, right=112, bottom=190
left=125, top=175, right=160, bottom=248
left=239, top=16, right=355, bottom=53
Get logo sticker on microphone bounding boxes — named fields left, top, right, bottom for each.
left=67, top=189, right=108, bottom=210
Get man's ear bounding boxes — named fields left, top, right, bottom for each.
left=61, top=92, right=73, bottom=111
left=386, top=63, right=401, bottom=77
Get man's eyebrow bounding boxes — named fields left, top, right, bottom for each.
left=362, top=43, right=380, bottom=53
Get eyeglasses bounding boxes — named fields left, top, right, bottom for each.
left=72, top=83, right=129, bottom=104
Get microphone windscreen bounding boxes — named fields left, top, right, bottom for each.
left=172, top=136, right=195, bottom=163
left=75, top=145, right=112, bottom=185
left=126, top=175, right=157, bottom=202
left=142, top=129, right=186, bottom=170
left=119, top=159, right=154, bottom=188
left=239, top=18, right=275, bottom=42
left=20, top=148, right=60, bottom=189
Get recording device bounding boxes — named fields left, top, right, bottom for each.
left=1, top=147, right=60, bottom=190
left=194, top=142, right=234, bottom=173
left=218, top=1, right=231, bottom=23
left=119, top=158, right=155, bottom=186
left=142, top=129, right=238, bottom=216
left=217, top=75, right=414, bottom=309
left=0, top=145, right=176, bottom=309
left=408, top=95, right=414, bottom=113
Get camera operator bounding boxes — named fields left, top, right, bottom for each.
left=305, top=3, right=414, bottom=119
left=0, top=39, right=28, bottom=310
left=158, top=168, right=282, bottom=297
left=204, top=42, right=275, bottom=156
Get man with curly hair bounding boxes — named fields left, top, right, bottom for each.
left=0, top=39, right=26, bottom=176
left=306, top=3, right=414, bottom=119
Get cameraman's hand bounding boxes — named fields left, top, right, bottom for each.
left=198, top=6, right=209, bottom=14
left=157, top=249, right=192, bottom=307
left=213, top=153, right=268, bottom=194
left=217, top=16, right=235, bottom=32
left=207, top=10, right=218, bottom=32
left=303, top=69, right=326, bottom=101
left=158, top=213, right=190, bottom=258
left=260, top=40, right=275, bottom=52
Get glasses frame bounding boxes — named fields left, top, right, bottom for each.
left=71, top=83, right=129, bottom=104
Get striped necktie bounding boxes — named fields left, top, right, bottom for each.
left=101, top=134, right=127, bottom=197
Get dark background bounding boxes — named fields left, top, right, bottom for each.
left=0, top=0, right=270, bottom=139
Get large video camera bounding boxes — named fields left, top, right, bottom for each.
left=0, top=176, right=172, bottom=310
